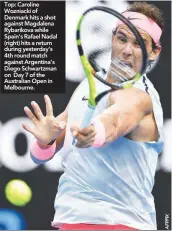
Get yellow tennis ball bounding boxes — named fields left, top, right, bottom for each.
left=5, top=179, right=32, bottom=206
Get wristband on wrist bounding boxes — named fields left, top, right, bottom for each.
left=91, top=117, right=106, bottom=148
left=30, top=140, right=56, bottom=164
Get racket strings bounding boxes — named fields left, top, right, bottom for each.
left=81, top=11, right=114, bottom=71
left=110, top=58, right=136, bottom=81
left=80, top=10, right=137, bottom=85
left=112, top=58, right=136, bottom=77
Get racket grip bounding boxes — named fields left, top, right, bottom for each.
left=72, top=105, right=95, bottom=146
left=80, top=105, right=95, bottom=129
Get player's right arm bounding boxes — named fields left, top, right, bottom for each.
left=22, top=95, right=68, bottom=160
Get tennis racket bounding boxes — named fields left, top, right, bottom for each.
left=77, top=6, right=148, bottom=129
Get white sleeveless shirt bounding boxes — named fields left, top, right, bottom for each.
left=52, top=75, right=164, bottom=230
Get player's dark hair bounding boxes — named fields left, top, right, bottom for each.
left=127, top=2, right=164, bottom=30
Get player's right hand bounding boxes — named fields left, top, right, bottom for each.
left=22, top=95, right=66, bottom=145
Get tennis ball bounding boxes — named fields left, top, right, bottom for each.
left=5, top=179, right=32, bottom=206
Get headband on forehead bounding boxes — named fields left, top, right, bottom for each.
left=116, top=11, right=162, bottom=45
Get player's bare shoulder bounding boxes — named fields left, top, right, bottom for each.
left=108, top=87, right=152, bottom=114
left=108, top=87, right=158, bottom=142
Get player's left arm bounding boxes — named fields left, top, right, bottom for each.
left=99, top=87, right=153, bottom=144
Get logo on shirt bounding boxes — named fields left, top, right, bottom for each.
left=82, top=96, right=88, bottom=101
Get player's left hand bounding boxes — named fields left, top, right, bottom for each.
left=70, top=124, right=96, bottom=148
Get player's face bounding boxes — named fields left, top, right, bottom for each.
left=111, top=25, right=153, bottom=75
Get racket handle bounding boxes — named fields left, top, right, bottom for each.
left=80, top=105, right=95, bottom=129
left=72, top=105, right=95, bottom=146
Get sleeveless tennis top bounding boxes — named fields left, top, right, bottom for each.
left=52, top=75, right=164, bottom=230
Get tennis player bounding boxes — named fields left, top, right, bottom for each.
left=23, top=2, right=164, bottom=230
